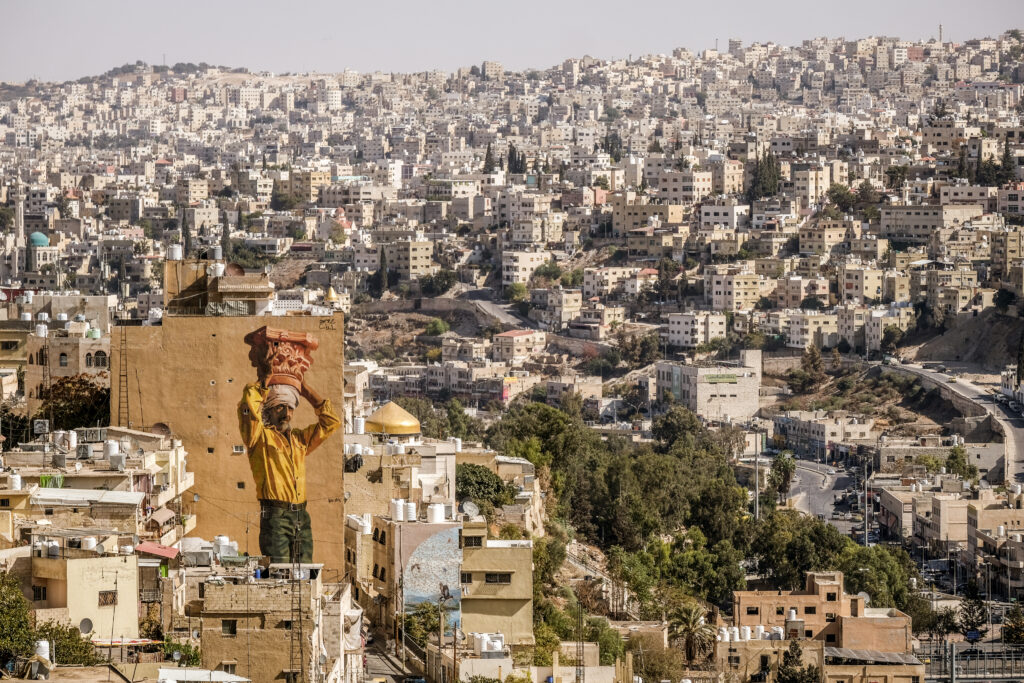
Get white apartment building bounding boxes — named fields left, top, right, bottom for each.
left=502, top=251, right=548, bottom=287
left=667, top=311, right=728, bottom=349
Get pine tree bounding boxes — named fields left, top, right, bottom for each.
left=1004, top=605, right=1024, bottom=643
left=1016, top=334, right=1024, bottom=385
left=802, top=344, right=826, bottom=383
left=775, top=640, right=821, bottom=683
left=831, top=346, right=842, bottom=371
left=483, top=143, right=495, bottom=173
left=957, top=580, right=989, bottom=640
left=956, top=146, right=968, bottom=180
left=181, top=210, right=192, bottom=258
left=223, top=211, right=234, bottom=255
left=1000, top=136, right=1015, bottom=185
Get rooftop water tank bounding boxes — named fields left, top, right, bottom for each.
left=427, top=503, right=445, bottom=524
left=19, top=312, right=31, bottom=321
left=37, top=312, right=49, bottom=322
left=405, top=502, right=416, bottom=521
left=353, top=417, right=365, bottom=435
left=34, top=324, right=47, bottom=338
left=167, top=244, right=183, bottom=261
left=56, top=313, right=67, bottom=321
left=9, top=473, right=22, bottom=490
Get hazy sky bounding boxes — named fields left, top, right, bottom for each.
left=1, top=0, right=1020, bottom=82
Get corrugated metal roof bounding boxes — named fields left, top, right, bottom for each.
left=823, top=647, right=920, bottom=665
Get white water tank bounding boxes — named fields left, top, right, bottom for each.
left=34, top=324, right=47, bottom=338
left=354, top=417, right=365, bottom=435
left=730, top=627, right=740, bottom=642
left=1015, top=534, right=1023, bottom=543
left=405, top=502, right=416, bottom=521
left=999, top=525, right=1007, bottom=537
left=24, top=291, right=33, bottom=304
left=393, top=499, right=406, bottom=522
left=104, top=440, right=120, bottom=459
left=754, top=625, right=766, bottom=640
left=454, top=438, right=462, bottom=453
left=771, top=626, right=785, bottom=640
left=56, top=313, right=67, bottom=321
left=788, top=608, right=797, bottom=621
left=9, top=473, right=21, bottom=490
left=353, top=444, right=363, bottom=456
left=53, top=431, right=66, bottom=448
left=34, top=640, right=50, bottom=661
left=427, top=503, right=446, bottom=524
left=210, top=263, right=226, bottom=278
left=718, top=628, right=730, bottom=642
left=81, top=537, right=97, bottom=550
left=19, top=312, right=31, bottom=321
left=740, top=626, right=752, bottom=641
left=36, top=312, right=49, bottom=322
left=212, top=245, right=224, bottom=261
left=67, top=431, right=77, bottom=450
left=168, top=244, right=183, bottom=261
left=120, top=545, right=134, bottom=555
left=1015, top=484, right=1023, bottom=495
left=394, top=443, right=406, bottom=455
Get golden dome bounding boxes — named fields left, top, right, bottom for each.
left=325, top=286, right=339, bottom=302
left=365, top=401, right=421, bottom=436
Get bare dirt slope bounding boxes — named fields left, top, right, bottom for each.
left=908, top=309, right=1024, bottom=371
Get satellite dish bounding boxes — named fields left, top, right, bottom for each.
left=461, top=500, right=480, bottom=517
left=192, top=630, right=200, bottom=639
left=857, top=591, right=871, bottom=606
left=172, top=651, right=181, bottom=662
left=95, top=544, right=105, bottom=555
left=319, top=654, right=328, bottom=666
left=79, top=618, right=93, bottom=634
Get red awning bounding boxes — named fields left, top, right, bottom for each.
left=134, top=541, right=180, bottom=560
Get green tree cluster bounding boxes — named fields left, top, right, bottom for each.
left=456, top=463, right=517, bottom=509
left=421, top=270, right=458, bottom=296
left=746, top=150, right=781, bottom=203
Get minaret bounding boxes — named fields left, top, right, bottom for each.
left=12, top=179, right=25, bottom=279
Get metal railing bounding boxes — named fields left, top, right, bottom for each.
left=916, top=641, right=1024, bottom=680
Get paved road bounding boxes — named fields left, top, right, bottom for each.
left=883, top=363, right=1024, bottom=483
left=460, top=288, right=534, bottom=327
left=365, top=641, right=410, bottom=683
left=790, top=462, right=856, bottom=534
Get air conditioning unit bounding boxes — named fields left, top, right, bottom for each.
left=76, top=445, right=92, bottom=460
left=52, top=452, right=66, bottom=469
left=109, top=453, right=127, bottom=471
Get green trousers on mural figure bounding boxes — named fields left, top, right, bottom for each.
left=258, top=503, right=314, bottom=564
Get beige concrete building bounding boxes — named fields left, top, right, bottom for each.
left=502, top=251, right=548, bottom=288
left=459, top=520, right=534, bottom=648
left=666, top=311, right=727, bottom=349
left=492, top=330, right=546, bottom=364
left=880, top=204, right=985, bottom=244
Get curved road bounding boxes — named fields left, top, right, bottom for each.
left=880, top=363, right=1024, bottom=483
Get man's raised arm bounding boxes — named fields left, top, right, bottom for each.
left=238, top=382, right=266, bottom=450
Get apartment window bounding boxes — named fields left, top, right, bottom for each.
left=745, top=606, right=759, bottom=615
left=379, top=568, right=385, bottom=581
left=805, top=630, right=813, bottom=638
left=372, top=564, right=379, bottom=578
left=804, top=606, right=816, bottom=615
left=222, top=664, right=236, bottom=675
left=485, top=573, right=512, bottom=584
left=0, top=499, right=8, bottom=507
left=461, top=572, right=473, bottom=584
left=94, top=351, right=107, bottom=368
left=58, top=353, right=68, bottom=367
left=0, top=341, right=17, bottom=351
left=776, top=606, right=785, bottom=616
left=33, top=585, right=46, bottom=601
left=826, top=613, right=836, bottom=622
left=463, top=535, right=483, bottom=548
left=825, top=633, right=836, bottom=643
left=98, top=591, right=118, bottom=607
left=222, top=620, right=237, bottom=636
left=372, top=529, right=379, bottom=542
left=826, top=592, right=837, bottom=601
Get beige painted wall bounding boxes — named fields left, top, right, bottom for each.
left=111, top=313, right=346, bottom=570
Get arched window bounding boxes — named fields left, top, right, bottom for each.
left=94, top=350, right=107, bottom=368
left=85, top=353, right=92, bottom=368
left=59, top=353, right=68, bottom=367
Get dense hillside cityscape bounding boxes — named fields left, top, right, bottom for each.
left=0, top=21, right=1024, bottom=683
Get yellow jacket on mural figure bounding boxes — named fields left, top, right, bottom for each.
left=237, top=382, right=341, bottom=504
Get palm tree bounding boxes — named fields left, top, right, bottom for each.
left=667, top=602, right=715, bottom=667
